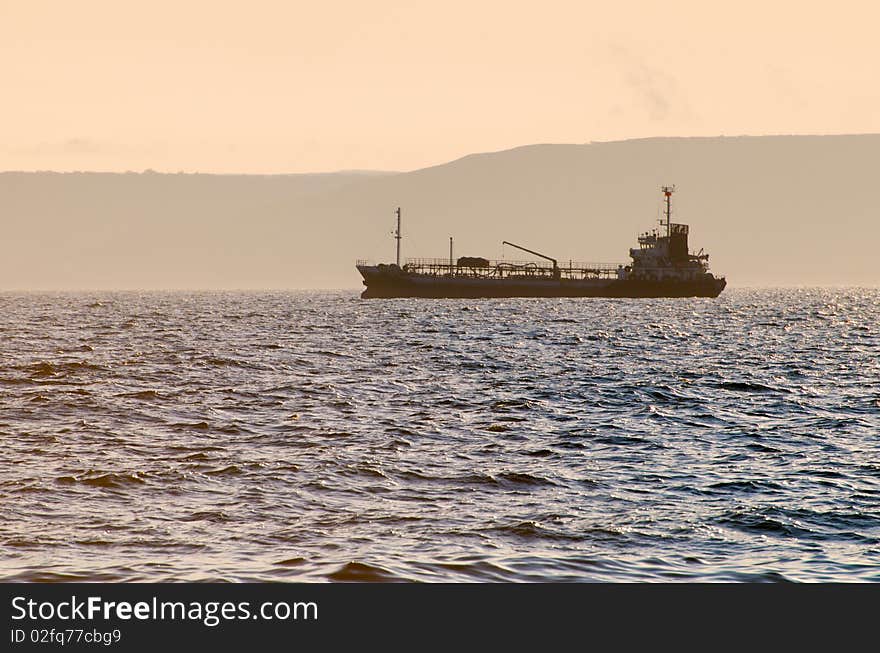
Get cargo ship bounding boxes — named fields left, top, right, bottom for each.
left=356, top=186, right=726, bottom=298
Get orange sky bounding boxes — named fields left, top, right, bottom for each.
left=2, top=1, right=878, bottom=173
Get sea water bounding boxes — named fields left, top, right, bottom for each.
left=1, top=288, right=878, bottom=581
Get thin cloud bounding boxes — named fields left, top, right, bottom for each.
left=608, top=44, right=695, bottom=123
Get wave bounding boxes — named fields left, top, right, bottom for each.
left=326, top=561, right=404, bottom=582
left=55, top=472, right=147, bottom=489
left=715, top=381, right=791, bottom=394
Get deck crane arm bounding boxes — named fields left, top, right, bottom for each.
left=502, top=241, right=560, bottom=278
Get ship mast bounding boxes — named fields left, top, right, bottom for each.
left=394, top=207, right=402, bottom=266
left=661, top=185, right=675, bottom=238
left=449, top=237, right=454, bottom=271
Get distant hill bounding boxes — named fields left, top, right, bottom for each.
left=2, top=135, right=879, bottom=289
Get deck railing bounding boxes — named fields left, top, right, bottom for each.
left=357, top=257, right=623, bottom=280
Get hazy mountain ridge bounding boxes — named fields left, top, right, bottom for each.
left=2, top=135, right=878, bottom=289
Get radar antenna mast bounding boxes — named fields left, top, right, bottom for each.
left=394, top=207, right=402, bottom=266
left=661, top=186, right=675, bottom=238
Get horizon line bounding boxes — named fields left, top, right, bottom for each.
left=0, top=284, right=877, bottom=293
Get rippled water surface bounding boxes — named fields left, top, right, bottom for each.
left=1, top=289, right=878, bottom=582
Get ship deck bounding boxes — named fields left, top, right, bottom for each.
left=356, top=258, right=622, bottom=281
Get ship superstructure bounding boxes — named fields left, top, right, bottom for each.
left=621, top=186, right=713, bottom=284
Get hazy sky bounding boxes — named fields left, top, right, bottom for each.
left=2, top=1, right=878, bottom=173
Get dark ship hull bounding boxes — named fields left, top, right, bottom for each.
left=358, top=266, right=726, bottom=299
